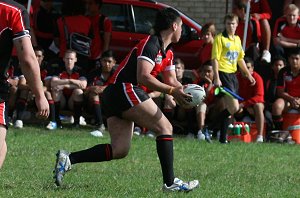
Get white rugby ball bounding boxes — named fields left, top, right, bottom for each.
left=183, top=84, right=206, bottom=108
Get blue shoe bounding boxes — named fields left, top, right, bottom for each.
left=54, top=150, right=71, bottom=186
left=203, top=128, right=212, bottom=143
left=163, top=177, right=199, bottom=192
left=46, top=121, right=57, bottom=130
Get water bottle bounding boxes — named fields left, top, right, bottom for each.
left=244, top=124, right=250, bottom=134
left=228, top=124, right=234, bottom=135
left=234, top=124, right=241, bottom=135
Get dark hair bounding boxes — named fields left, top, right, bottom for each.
left=62, top=0, right=86, bottom=16
left=33, top=46, right=45, bottom=54
left=202, top=60, right=213, bottom=67
left=153, top=8, right=181, bottom=34
left=244, top=56, right=254, bottom=67
left=201, top=22, right=216, bottom=37
left=287, top=47, right=300, bottom=57
left=101, top=50, right=115, bottom=59
left=236, top=1, right=247, bottom=10
left=271, top=55, right=286, bottom=66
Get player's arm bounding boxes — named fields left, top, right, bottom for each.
left=237, top=59, right=256, bottom=86
left=14, top=36, right=49, bottom=117
left=69, top=78, right=87, bottom=89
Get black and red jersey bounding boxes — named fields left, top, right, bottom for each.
left=86, top=67, right=115, bottom=86
left=277, top=66, right=300, bottom=97
left=57, top=66, right=86, bottom=96
left=108, top=35, right=174, bottom=85
left=0, top=0, right=30, bottom=81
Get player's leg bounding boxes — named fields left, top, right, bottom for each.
left=68, top=88, right=84, bottom=126
left=0, top=126, right=7, bottom=169
left=252, top=103, right=265, bottom=142
left=272, top=98, right=286, bottom=130
left=122, top=99, right=199, bottom=191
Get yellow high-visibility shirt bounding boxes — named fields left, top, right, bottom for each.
left=211, top=31, right=245, bottom=73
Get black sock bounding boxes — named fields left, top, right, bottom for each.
left=48, top=100, right=56, bottom=122
left=219, top=109, right=231, bottom=142
left=272, top=115, right=283, bottom=130
left=16, top=98, right=27, bottom=120
left=186, top=109, right=195, bottom=135
left=156, top=135, right=174, bottom=186
left=73, top=101, right=82, bottom=124
left=69, top=144, right=112, bottom=164
left=54, top=102, right=61, bottom=124
left=94, top=101, right=103, bottom=125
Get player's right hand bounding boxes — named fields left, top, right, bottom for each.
left=171, top=86, right=192, bottom=108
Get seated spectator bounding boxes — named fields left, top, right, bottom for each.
left=7, top=65, right=22, bottom=125
left=198, top=23, right=215, bottom=67
left=272, top=48, right=300, bottom=130
left=162, top=58, right=195, bottom=137
left=13, top=46, right=52, bottom=129
left=273, top=4, right=300, bottom=59
left=50, top=50, right=87, bottom=128
left=84, top=50, right=116, bottom=137
left=194, top=61, right=220, bottom=143
left=234, top=1, right=261, bottom=62
left=236, top=57, right=265, bottom=142
left=264, top=56, right=286, bottom=138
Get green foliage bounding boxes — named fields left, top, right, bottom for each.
left=0, top=126, right=299, bottom=198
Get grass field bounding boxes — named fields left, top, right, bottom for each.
left=0, top=125, right=299, bottom=198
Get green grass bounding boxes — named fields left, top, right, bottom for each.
left=0, top=125, right=299, bottom=198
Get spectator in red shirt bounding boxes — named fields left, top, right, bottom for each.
left=54, top=0, right=92, bottom=70
left=272, top=48, right=300, bottom=130
left=273, top=4, right=300, bottom=59
left=198, top=23, right=215, bottom=67
left=236, top=57, right=265, bottom=142
left=50, top=50, right=87, bottom=128
left=85, top=0, right=112, bottom=70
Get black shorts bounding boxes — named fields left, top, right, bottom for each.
left=102, top=83, right=150, bottom=118
left=219, top=71, right=239, bottom=94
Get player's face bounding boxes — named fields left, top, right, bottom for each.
left=175, top=61, right=184, bottom=80
left=101, top=57, right=116, bottom=72
left=173, top=19, right=182, bottom=43
left=286, top=9, right=299, bottom=25
left=289, top=54, right=300, bottom=70
left=272, top=60, right=285, bottom=76
left=202, top=31, right=213, bottom=44
left=63, top=52, right=77, bottom=71
left=246, top=62, right=254, bottom=74
left=34, top=50, right=44, bottom=66
left=225, top=19, right=238, bottom=35
left=201, top=65, right=214, bottom=80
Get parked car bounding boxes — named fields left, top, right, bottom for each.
left=51, top=0, right=203, bottom=69
left=101, top=0, right=203, bottom=69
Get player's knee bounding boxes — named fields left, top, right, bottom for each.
left=112, top=148, right=129, bottom=159
left=157, top=122, right=173, bottom=136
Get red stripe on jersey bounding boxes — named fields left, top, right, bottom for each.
left=0, top=102, right=6, bottom=126
left=137, top=35, right=150, bottom=57
left=124, top=83, right=140, bottom=106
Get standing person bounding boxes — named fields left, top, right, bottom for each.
left=212, top=13, right=256, bottom=143
left=85, top=0, right=112, bottom=71
left=53, top=8, right=199, bottom=192
left=0, top=0, right=49, bottom=168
